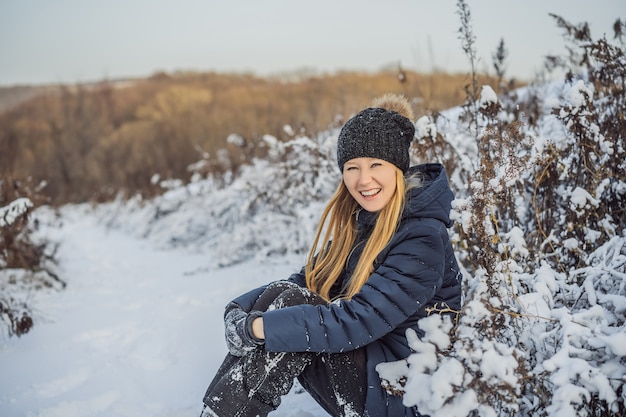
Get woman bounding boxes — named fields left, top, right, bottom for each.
left=200, top=94, right=462, bottom=417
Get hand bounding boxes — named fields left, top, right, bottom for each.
left=223, top=302, right=264, bottom=357
left=251, top=316, right=265, bottom=340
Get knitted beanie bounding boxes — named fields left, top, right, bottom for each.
left=336, top=96, right=416, bottom=173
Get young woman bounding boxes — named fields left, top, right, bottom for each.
left=200, top=94, right=462, bottom=417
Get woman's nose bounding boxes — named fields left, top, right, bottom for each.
left=358, top=170, right=372, bottom=185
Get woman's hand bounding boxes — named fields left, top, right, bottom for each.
left=251, top=316, right=265, bottom=340
left=224, top=303, right=264, bottom=356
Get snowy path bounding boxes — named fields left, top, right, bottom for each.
left=0, top=207, right=328, bottom=417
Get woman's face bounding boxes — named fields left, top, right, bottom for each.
left=343, top=157, right=398, bottom=212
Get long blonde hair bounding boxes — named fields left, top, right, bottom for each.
left=305, top=168, right=408, bottom=301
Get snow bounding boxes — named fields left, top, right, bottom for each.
left=594, top=332, right=626, bottom=356
left=0, top=206, right=328, bottom=417
left=415, top=115, right=437, bottom=142
left=0, top=198, right=33, bottom=227
left=479, top=85, right=497, bottom=108
left=569, top=186, right=599, bottom=210
left=565, top=79, right=593, bottom=108
left=504, top=227, right=529, bottom=258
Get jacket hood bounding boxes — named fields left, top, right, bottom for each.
left=404, top=163, right=455, bottom=227
left=357, top=163, right=455, bottom=228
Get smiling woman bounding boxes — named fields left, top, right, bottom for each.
left=199, top=93, right=463, bottom=417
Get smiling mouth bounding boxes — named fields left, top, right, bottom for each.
left=360, top=189, right=381, bottom=197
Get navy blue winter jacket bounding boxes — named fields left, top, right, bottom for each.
left=231, top=163, right=462, bottom=417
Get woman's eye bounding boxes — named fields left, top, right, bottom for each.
left=371, top=163, right=382, bottom=168
left=345, top=166, right=357, bottom=171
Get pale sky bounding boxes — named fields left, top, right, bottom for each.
left=0, top=0, right=622, bottom=86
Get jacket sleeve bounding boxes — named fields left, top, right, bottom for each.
left=262, top=222, right=447, bottom=353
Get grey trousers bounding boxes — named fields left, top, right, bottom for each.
left=202, top=281, right=367, bottom=417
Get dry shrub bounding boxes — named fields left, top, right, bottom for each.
left=445, top=11, right=625, bottom=416
left=532, top=15, right=626, bottom=271
left=0, top=69, right=508, bottom=205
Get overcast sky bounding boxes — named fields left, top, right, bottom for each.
left=0, top=0, right=622, bottom=86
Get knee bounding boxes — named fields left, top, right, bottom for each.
left=270, top=287, right=326, bottom=310
left=265, top=281, right=301, bottom=293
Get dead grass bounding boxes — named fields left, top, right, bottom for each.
left=0, top=69, right=512, bottom=205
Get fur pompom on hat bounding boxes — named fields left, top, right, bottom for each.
left=337, top=94, right=416, bottom=173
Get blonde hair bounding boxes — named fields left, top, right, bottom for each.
left=305, top=168, right=409, bottom=301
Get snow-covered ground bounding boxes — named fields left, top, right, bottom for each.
left=0, top=206, right=328, bottom=417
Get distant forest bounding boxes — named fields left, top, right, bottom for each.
left=0, top=69, right=508, bottom=205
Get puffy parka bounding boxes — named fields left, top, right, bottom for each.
left=231, top=163, right=462, bottom=417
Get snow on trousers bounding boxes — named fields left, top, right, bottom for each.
left=202, top=281, right=367, bottom=417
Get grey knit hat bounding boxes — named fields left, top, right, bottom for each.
left=336, top=106, right=416, bottom=173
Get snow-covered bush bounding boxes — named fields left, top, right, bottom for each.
left=1, top=177, right=61, bottom=337
left=97, top=130, right=341, bottom=267
left=379, top=14, right=626, bottom=417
